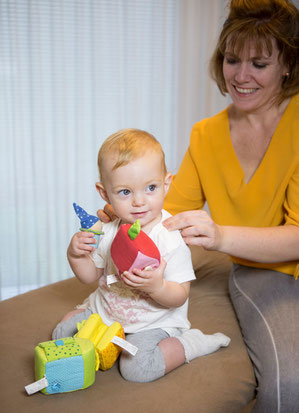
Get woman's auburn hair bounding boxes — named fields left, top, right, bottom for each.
left=210, top=0, right=299, bottom=102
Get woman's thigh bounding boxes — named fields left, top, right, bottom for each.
left=229, top=265, right=299, bottom=413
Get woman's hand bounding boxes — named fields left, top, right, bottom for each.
left=163, top=211, right=299, bottom=263
left=163, top=210, right=222, bottom=251
left=97, top=203, right=118, bottom=223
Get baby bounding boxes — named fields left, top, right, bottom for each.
left=53, top=128, right=230, bottom=382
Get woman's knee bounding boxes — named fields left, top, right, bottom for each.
left=230, top=266, right=299, bottom=413
left=253, top=374, right=299, bottom=413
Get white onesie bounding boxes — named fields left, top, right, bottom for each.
left=78, top=209, right=196, bottom=335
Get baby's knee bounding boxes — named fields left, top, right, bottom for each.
left=60, top=308, right=86, bottom=322
left=52, top=308, right=92, bottom=340
left=119, top=353, right=143, bottom=382
left=119, top=348, right=165, bottom=383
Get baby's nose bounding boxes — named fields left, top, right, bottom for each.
left=132, top=193, right=145, bottom=206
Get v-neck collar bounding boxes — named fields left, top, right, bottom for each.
left=224, top=96, right=295, bottom=188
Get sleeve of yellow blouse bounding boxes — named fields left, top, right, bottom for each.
left=284, top=163, right=299, bottom=226
left=164, top=136, right=205, bottom=215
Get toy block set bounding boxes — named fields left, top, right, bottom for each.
left=25, top=204, right=160, bottom=395
left=25, top=314, right=137, bottom=395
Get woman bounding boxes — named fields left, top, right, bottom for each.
left=162, top=0, right=299, bottom=412
left=100, top=0, right=299, bottom=410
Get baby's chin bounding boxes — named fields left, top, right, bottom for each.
left=119, top=211, right=161, bottom=229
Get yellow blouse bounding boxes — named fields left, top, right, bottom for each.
left=165, top=94, right=299, bottom=277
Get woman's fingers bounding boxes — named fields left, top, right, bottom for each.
left=163, top=211, right=221, bottom=250
left=180, top=224, right=209, bottom=238
left=163, top=210, right=208, bottom=231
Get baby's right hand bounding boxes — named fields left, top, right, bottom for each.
left=67, top=231, right=97, bottom=258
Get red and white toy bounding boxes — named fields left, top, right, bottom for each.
left=111, top=220, right=160, bottom=275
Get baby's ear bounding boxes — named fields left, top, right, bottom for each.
left=164, top=172, right=172, bottom=194
left=96, top=182, right=110, bottom=203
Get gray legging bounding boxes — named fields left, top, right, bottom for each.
left=229, top=264, right=299, bottom=413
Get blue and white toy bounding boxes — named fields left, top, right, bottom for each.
left=73, top=203, right=104, bottom=248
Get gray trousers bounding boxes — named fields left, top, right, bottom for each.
left=52, top=311, right=168, bottom=382
left=229, top=264, right=299, bottom=413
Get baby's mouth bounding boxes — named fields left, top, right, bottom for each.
left=132, top=211, right=147, bottom=217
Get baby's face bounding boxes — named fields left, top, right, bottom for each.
left=99, top=152, right=171, bottom=233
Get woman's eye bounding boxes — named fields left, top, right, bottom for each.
left=253, top=62, right=267, bottom=69
left=119, top=189, right=130, bottom=196
left=225, top=57, right=237, bottom=65
left=147, top=184, right=156, bottom=192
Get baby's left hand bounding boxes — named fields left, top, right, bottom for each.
left=121, top=258, right=167, bottom=295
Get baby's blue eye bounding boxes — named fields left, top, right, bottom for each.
left=119, top=189, right=130, bottom=196
left=147, top=184, right=156, bottom=192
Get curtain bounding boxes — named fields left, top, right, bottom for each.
left=175, top=0, right=229, bottom=158
left=1, top=0, right=228, bottom=300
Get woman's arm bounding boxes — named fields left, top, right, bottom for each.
left=163, top=210, right=299, bottom=263
left=218, top=224, right=299, bottom=263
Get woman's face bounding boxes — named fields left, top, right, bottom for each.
left=223, top=38, right=288, bottom=112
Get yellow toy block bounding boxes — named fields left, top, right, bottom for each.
left=75, top=314, right=125, bottom=371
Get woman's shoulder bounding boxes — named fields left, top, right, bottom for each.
left=291, top=93, right=299, bottom=104
left=280, top=94, right=299, bottom=140
left=289, top=93, right=299, bottom=116
left=190, top=108, right=229, bottom=146
left=193, top=107, right=228, bottom=126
